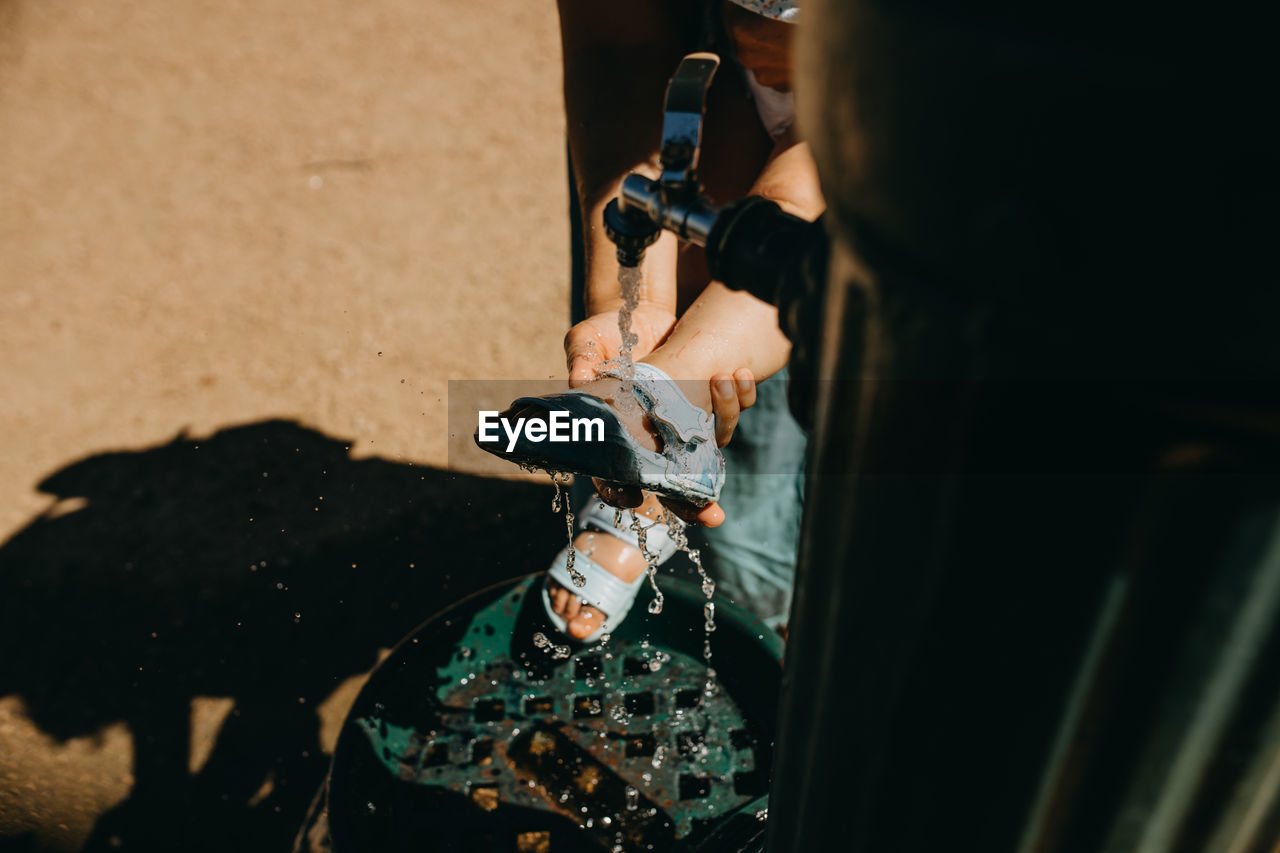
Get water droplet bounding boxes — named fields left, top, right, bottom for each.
left=532, top=632, right=570, bottom=660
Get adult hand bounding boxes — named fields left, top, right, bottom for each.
left=564, top=305, right=677, bottom=387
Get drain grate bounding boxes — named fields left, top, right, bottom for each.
left=334, top=575, right=782, bottom=852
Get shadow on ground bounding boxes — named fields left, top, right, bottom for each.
left=0, top=420, right=561, bottom=852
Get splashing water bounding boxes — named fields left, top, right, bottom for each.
left=532, top=631, right=571, bottom=660
left=599, top=265, right=645, bottom=415
left=551, top=476, right=563, bottom=512
left=615, top=265, right=642, bottom=370
left=551, top=473, right=586, bottom=588
left=624, top=509, right=666, bottom=615
left=664, top=507, right=718, bottom=693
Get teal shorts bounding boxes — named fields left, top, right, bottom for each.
left=687, top=367, right=806, bottom=628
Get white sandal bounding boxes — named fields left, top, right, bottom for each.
left=476, top=362, right=726, bottom=506
left=541, top=498, right=678, bottom=644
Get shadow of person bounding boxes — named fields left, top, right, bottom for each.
left=0, top=419, right=562, bottom=852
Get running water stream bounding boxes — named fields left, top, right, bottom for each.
left=626, top=508, right=666, bottom=616
left=550, top=472, right=585, bottom=588
left=614, top=267, right=717, bottom=687
left=606, top=265, right=644, bottom=383
left=539, top=264, right=644, bottom=623
left=539, top=264, right=718, bottom=696
left=663, top=508, right=718, bottom=695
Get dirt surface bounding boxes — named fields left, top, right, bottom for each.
left=0, top=1, right=571, bottom=849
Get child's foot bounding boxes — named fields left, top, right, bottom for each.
left=547, top=493, right=670, bottom=640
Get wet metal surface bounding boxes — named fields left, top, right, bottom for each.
left=332, top=575, right=781, bottom=851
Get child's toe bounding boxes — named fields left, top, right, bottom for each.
left=550, top=584, right=572, bottom=616
left=568, top=606, right=603, bottom=640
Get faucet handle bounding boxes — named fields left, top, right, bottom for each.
left=659, top=52, right=720, bottom=199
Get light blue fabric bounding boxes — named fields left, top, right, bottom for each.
left=687, top=367, right=805, bottom=628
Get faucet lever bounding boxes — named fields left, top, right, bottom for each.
left=659, top=52, right=720, bottom=200
left=605, top=52, right=722, bottom=267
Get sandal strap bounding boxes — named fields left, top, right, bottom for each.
left=547, top=549, right=648, bottom=624
left=577, top=497, right=679, bottom=564
left=602, top=362, right=714, bottom=447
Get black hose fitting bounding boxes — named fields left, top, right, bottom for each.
left=705, top=196, right=830, bottom=430
left=603, top=198, right=662, bottom=268
left=705, top=196, right=826, bottom=310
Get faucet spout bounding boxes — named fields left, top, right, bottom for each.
left=602, top=196, right=660, bottom=267
left=602, top=53, right=722, bottom=267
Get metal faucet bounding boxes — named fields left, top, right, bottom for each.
left=602, top=52, right=723, bottom=265
left=602, top=52, right=831, bottom=428
left=602, top=51, right=826, bottom=313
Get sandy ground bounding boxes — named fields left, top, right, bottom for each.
left=0, top=0, right=573, bottom=848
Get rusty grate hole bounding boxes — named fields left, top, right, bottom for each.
left=734, top=770, right=767, bottom=797
left=575, top=655, right=603, bottom=680
left=523, top=696, right=554, bottom=716
left=422, top=742, right=450, bottom=767
left=624, top=691, right=656, bottom=715
left=474, top=698, right=505, bottom=722
left=679, top=774, right=713, bottom=800
left=573, top=694, right=604, bottom=718
left=467, top=783, right=500, bottom=812
left=675, top=688, right=702, bottom=709
left=730, top=728, right=755, bottom=750
left=676, top=731, right=705, bottom=758
left=623, top=657, right=651, bottom=677
left=471, top=738, right=494, bottom=765
left=626, top=733, right=657, bottom=757
left=516, top=831, right=551, bottom=853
